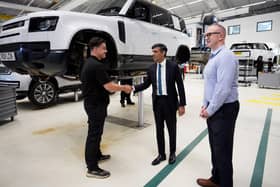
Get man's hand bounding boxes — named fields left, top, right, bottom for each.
left=178, top=106, right=185, bottom=116
left=200, top=106, right=209, bottom=118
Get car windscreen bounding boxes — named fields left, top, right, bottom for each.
left=71, top=0, right=127, bottom=16
left=230, top=43, right=267, bottom=50
left=230, top=44, right=253, bottom=50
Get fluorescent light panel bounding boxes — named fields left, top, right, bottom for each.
left=183, top=0, right=267, bottom=20
left=188, top=0, right=203, bottom=5
left=168, top=0, right=204, bottom=10
left=241, top=1, right=266, bottom=8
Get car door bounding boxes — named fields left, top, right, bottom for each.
left=123, top=1, right=160, bottom=57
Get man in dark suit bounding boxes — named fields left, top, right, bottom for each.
left=134, top=43, right=186, bottom=165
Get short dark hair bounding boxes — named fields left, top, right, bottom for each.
left=152, top=43, right=168, bottom=56
left=88, top=37, right=106, bottom=50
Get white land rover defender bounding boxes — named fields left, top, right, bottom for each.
left=0, top=0, right=190, bottom=79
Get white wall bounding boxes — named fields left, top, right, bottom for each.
left=220, top=12, right=280, bottom=54
left=186, top=11, right=280, bottom=54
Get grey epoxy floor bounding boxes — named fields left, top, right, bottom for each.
left=0, top=74, right=279, bottom=187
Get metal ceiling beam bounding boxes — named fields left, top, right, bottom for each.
left=18, top=0, right=35, bottom=15
left=0, top=1, right=47, bottom=12
left=213, top=0, right=228, bottom=10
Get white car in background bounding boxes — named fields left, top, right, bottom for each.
left=231, top=43, right=277, bottom=66
left=230, top=42, right=277, bottom=77
left=0, top=62, right=81, bottom=107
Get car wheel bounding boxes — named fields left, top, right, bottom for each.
left=28, top=80, right=57, bottom=107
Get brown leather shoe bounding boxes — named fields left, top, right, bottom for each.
left=197, top=178, right=219, bottom=187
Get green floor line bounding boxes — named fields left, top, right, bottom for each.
left=144, top=128, right=208, bottom=187
left=250, top=108, right=273, bottom=187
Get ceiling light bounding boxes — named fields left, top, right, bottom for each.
left=168, top=4, right=185, bottom=10
left=168, top=0, right=204, bottom=10
left=241, top=1, right=266, bottom=8
left=187, top=0, right=204, bottom=5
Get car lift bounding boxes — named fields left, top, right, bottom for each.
left=118, top=75, right=146, bottom=127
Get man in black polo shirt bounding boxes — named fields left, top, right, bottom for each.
left=81, top=37, right=131, bottom=179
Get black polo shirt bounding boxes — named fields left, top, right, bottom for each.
left=81, top=56, right=111, bottom=104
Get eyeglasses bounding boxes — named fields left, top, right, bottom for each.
left=203, top=32, right=220, bottom=37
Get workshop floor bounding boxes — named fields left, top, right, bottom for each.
left=0, top=74, right=279, bottom=187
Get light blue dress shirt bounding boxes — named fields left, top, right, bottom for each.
left=203, top=45, right=239, bottom=116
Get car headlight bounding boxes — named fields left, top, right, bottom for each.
left=29, top=16, right=58, bottom=32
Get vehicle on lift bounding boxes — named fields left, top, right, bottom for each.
left=230, top=42, right=277, bottom=74
left=0, top=0, right=190, bottom=80
left=0, top=62, right=81, bottom=107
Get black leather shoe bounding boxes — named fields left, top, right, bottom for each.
left=98, top=154, right=111, bottom=162
left=127, top=101, right=135, bottom=105
left=168, top=153, right=176, bottom=164
left=86, top=167, right=110, bottom=179
left=121, top=103, right=125, bottom=107
left=151, top=155, right=166, bottom=165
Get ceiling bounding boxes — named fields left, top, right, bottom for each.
left=0, top=0, right=280, bottom=23
left=157, top=0, right=280, bottom=22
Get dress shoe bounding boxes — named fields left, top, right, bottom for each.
left=98, top=154, right=111, bottom=162
left=86, top=167, right=110, bottom=179
left=151, top=155, right=166, bottom=165
left=197, top=178, right=219, bottom=187
left=168, top=153, right=176, bottom=164
left=121, top=103, right=125, bottom=107
left=127, top=101, right=135, bottom=105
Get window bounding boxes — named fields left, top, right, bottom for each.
left=179, top=17, right=187, bottom=33
left=228, top=25, right=240, bottom=35
left=126, top=2, right=150, bottom=22
left=150, top=5, right=172, bottom=27
left=257, top=20, right=272, bottom=32
left=171, top=15, right=181, bottom=30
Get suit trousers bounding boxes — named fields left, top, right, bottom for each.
left=84, top=99, right=108, bottom=170
left=120, top=79, right=133, bottom=103
left=153, top=96, right=177, bottom=156
left=207, top=101, right=239, bottom=187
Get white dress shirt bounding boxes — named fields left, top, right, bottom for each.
left=157, top=59, right=167, bottom=95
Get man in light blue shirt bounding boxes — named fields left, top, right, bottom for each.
left=197, top=24, right=240, bottom=187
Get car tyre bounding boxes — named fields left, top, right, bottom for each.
left=28, top=80, right=57, bottom=107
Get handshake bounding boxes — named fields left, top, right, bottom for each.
left=122, top=85, right=133, bottom=94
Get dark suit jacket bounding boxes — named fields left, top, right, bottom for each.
left=134, top=60, right=186, bottom=112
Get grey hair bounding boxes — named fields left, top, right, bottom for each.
left=211, top=23, right=226, bottom=37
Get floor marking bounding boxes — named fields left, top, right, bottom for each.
left=247, top=100, right=280, bottom=106
left=260, top=96, right=280, bottom=101
left=144, top=128, right=208, bottom=187
left=250, top=108, right=272, bottom=187
left=32, top=128, right=56, bottom=135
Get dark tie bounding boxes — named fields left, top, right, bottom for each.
left=158, top=64, right=162, bottom=95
